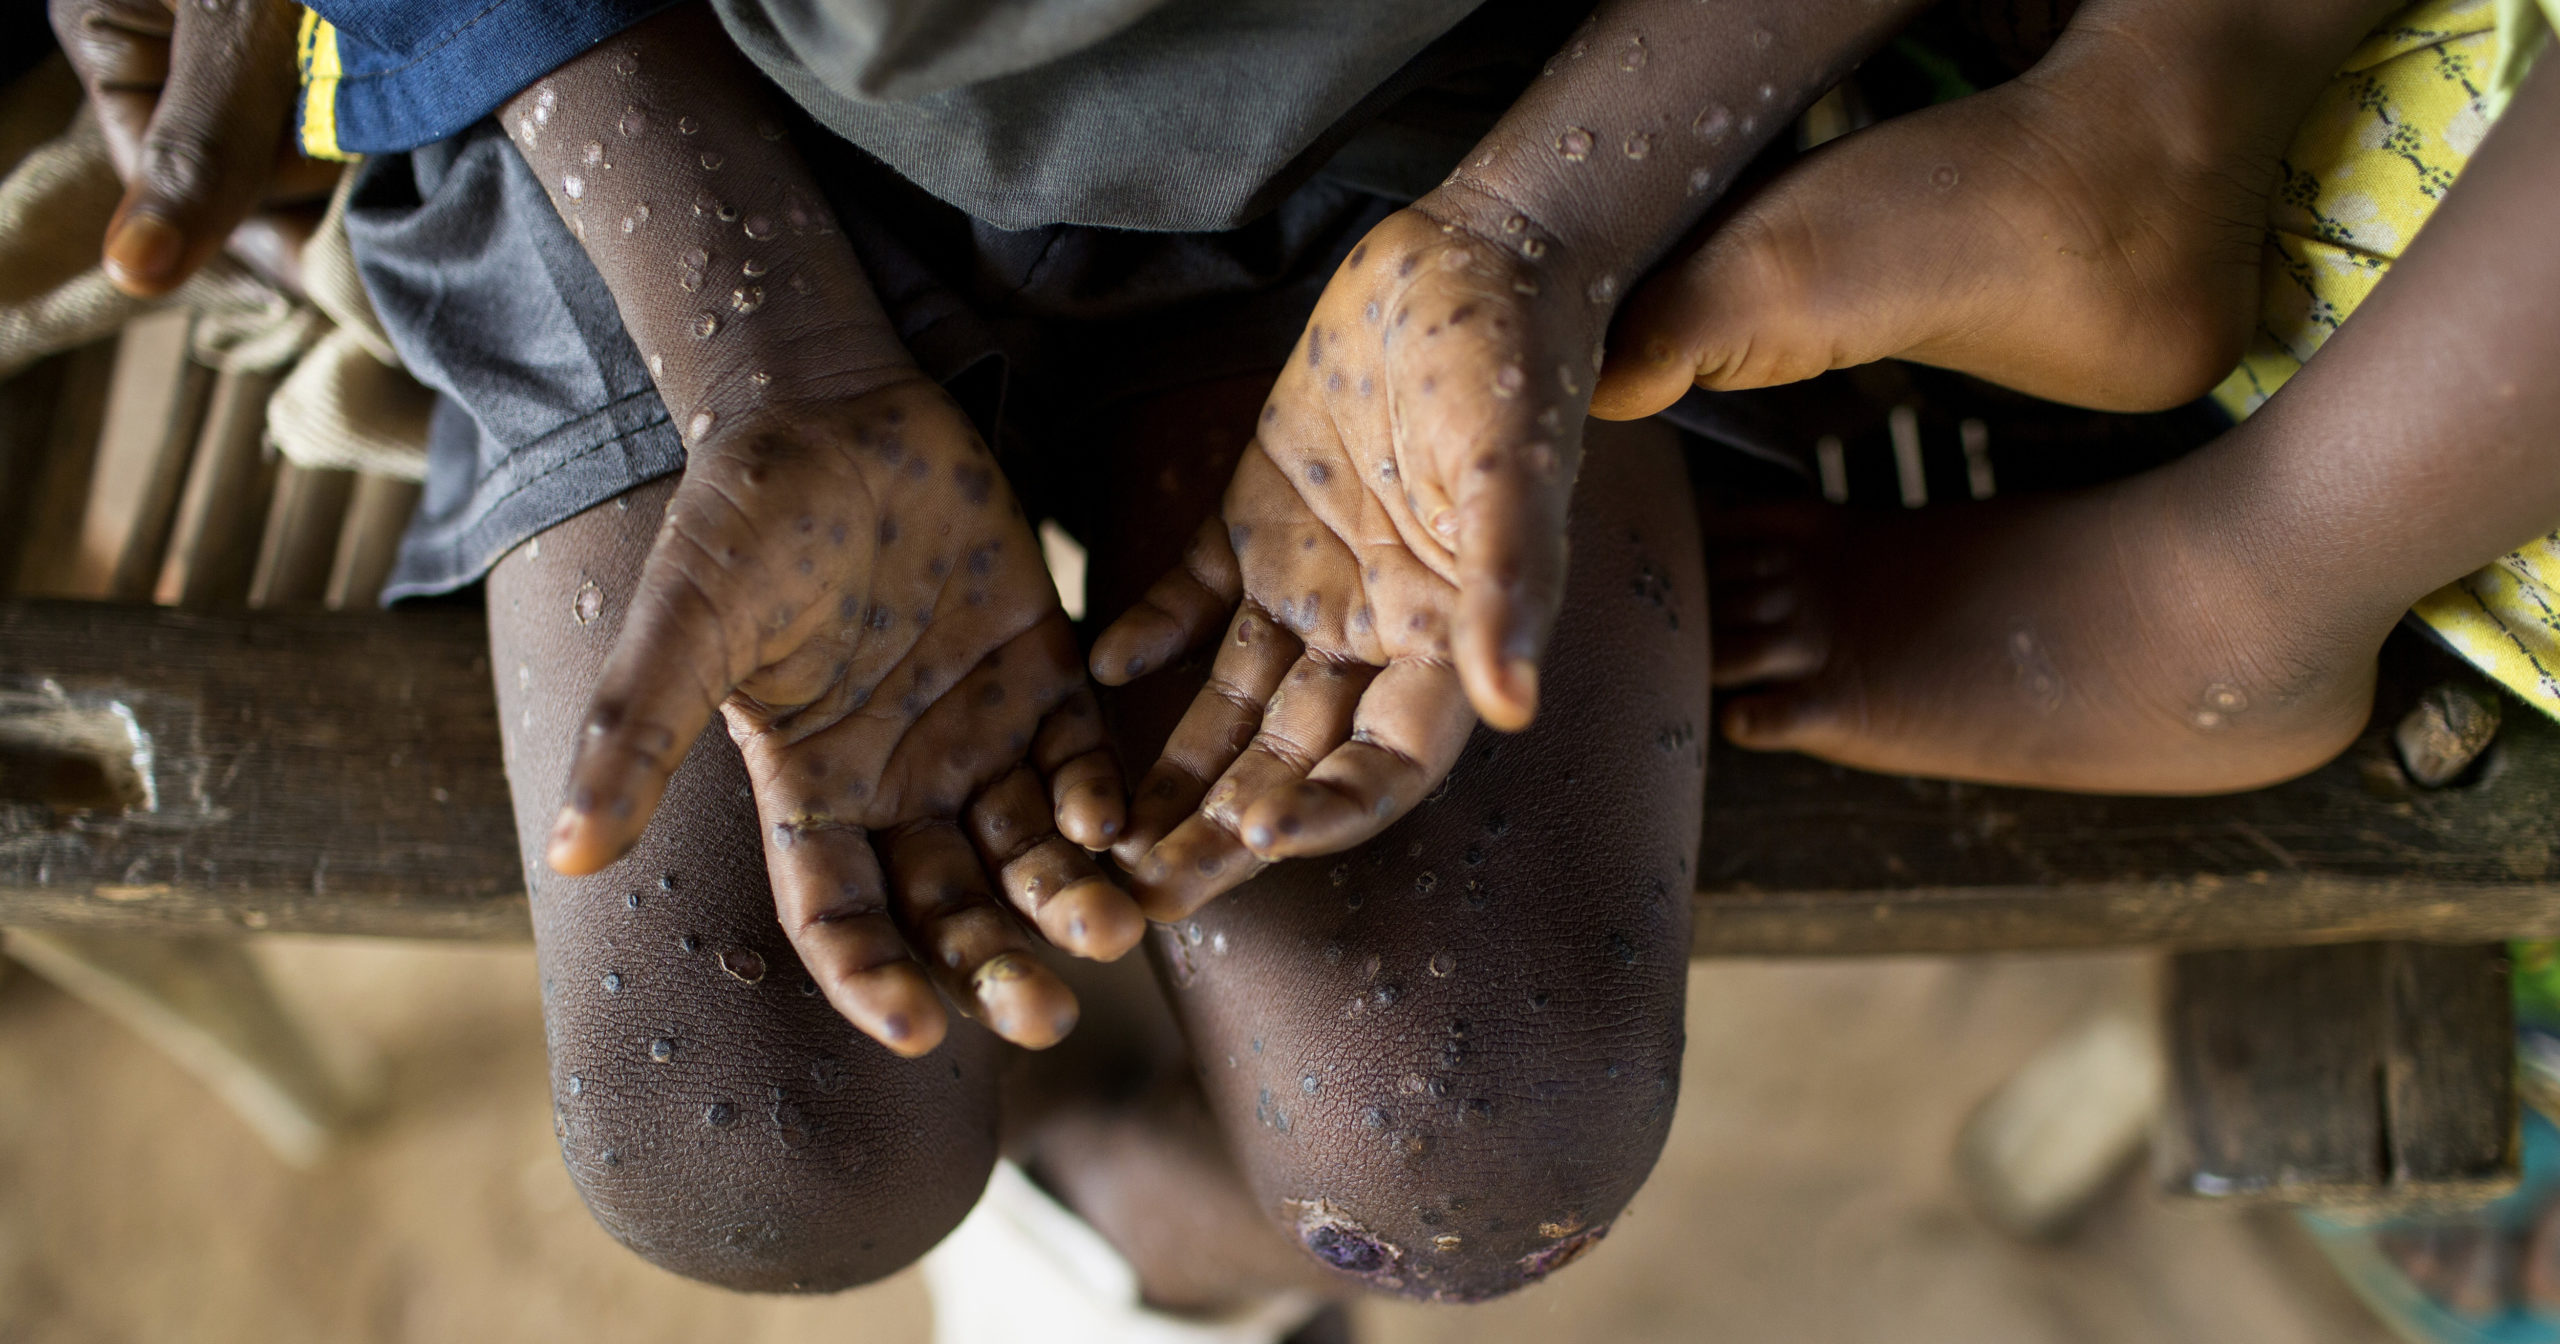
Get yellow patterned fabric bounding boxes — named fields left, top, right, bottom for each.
left=2212, top=0, right=2560, bottom=714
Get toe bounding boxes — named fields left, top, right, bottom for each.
left=1721, top=686, right=1831, bottom=753
left=1710, top=621, right=1827, bottom=689
left=1711, top=576, right=1802, bottom=628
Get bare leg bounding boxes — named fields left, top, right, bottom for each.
left=1595, top=0, right=2399, bottom=416
left=491, top=476, right=998, bottom=1290
left=1704, top=59, right=2560, bottom=794
left=1089, top=379, right=1707, bottom=1302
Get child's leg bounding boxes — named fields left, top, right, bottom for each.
left=1094, top=386, right=1706, bottom=1301
left=1708, top=54, right=2560, bottom=793
left=1004, top=950, right=1347, bottom=1316
left=1594, top=0, right=2399, bottom=416
left=490, top=477, right=998, bottom=1291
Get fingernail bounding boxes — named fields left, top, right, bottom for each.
left=104, top=214, right=184, bottom=291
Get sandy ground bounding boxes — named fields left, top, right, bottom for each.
left=0, top=939, right=2400, bottom=1344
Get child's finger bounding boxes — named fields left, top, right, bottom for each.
left=1112, top=603, right=1299, bottom=865
left=547, top=581, right=742, bottom=873
left=1090, top=519, right=1241, bottom=685
left=1030, top=687, right=1125, bottom=849
left=1208, top=655, right=1371, bottom=853
left=1125, top=814, right=1266, bottom=923
left=98, top=0, right=301, bottom=297
left=891, top=616, right=1081, bottom=819
left=548, top=467, right=805, bottom=875
left=883, top=822, right=1080, bottom=1050
left=964, top=767, right=1144, bottom=961
left=1234, top=657, right=1476, bottom=859
left=1449, top=435, right=1573, bottom=732
left=758, top=813, right=947, bottom=1057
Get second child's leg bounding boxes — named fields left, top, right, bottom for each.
left=1707, top=55, right=2560, bottom=794
left=1594, top=0, right=2400, bottom=415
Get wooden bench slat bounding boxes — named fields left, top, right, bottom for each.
left=6, top=599, right=2558, bottom=950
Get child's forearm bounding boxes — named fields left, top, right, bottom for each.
left=499, top=3, right=914, bottom=446
left=2192, top=56, right=2560, bottom=630
left=1426, top=0, right=1931, bottom=305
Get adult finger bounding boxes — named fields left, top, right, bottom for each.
left=52, top=0, right=169, bottom=172
left=99, top=0, right=303, bottom=296
left=1234, top=657, right=1476, bottom=860
left=883, top=823, right=1080, bottom=1050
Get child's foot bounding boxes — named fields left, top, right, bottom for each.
left=1712, top=472, right=2377, bottom=793
left=543, top=380, right=1142, bottom=1055
left=1594, top=0, right=2390, bottom=416
left=1091, top=205, right=1605, bottom=918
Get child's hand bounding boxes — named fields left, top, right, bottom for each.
left=1092, top=205, right=1597, bottom=919
left=545, top=378, right=1141, bottom=1056
left=51, top=0, right=339, bottom=296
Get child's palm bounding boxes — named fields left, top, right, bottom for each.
left=1094, top=207, right=1594, bottom=918
left=546, top=380, right=1137, bottom=1055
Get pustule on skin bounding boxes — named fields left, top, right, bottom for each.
left=500, top=36, right=911, bottom=451
left=1434, top=0, right=1927, bottom=312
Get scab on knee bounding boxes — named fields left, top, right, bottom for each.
left=1147, top=424, right=1707, bottom=1303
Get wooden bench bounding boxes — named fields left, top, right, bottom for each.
left=1, top=318, right=2535, bottom=1210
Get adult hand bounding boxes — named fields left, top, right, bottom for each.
left=50, top=0, right=336, bottom=296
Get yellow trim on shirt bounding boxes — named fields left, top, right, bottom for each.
left=298, top=8, right=350, bottom=162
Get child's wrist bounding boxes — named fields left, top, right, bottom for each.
left=1412, top=178, right=1625, bottom=326
left=676, top=340, right=922, bottom=443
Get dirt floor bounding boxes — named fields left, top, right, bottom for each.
left=0, top=940, right=2403, bottom=1344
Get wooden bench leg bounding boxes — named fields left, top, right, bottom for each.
left=2, top=928, right=376, bottom=1166
left=2155, top=942, right=2517, bottom=1209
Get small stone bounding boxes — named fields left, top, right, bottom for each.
left=2396, top=682, right=2501, bottom=787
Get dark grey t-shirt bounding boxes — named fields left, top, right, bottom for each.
left=712, top=0, right=1540, bottom=231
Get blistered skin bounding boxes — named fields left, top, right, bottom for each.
left=1093, top=0, right=1927, bottom=917
left=1593, top=0, right=2402, bottom=418
left=1707, top=60, right=2560, bottom=795
left=499, top=4, right=1139, bottom=1055
left=490, top=478, right=998, bottom=1292
left=1097, top=404, right=1707, bottom=1302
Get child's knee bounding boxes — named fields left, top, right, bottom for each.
left=520, top=732, right=1001, bottom=1291
left=1160, top=425, right=1709, bottom=1300
left=532, top=824, right=1001, bottom=1290
left=1159, top=771, right=1692, bottom=1301
left=544, top=961, right=1001, bottom=1290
